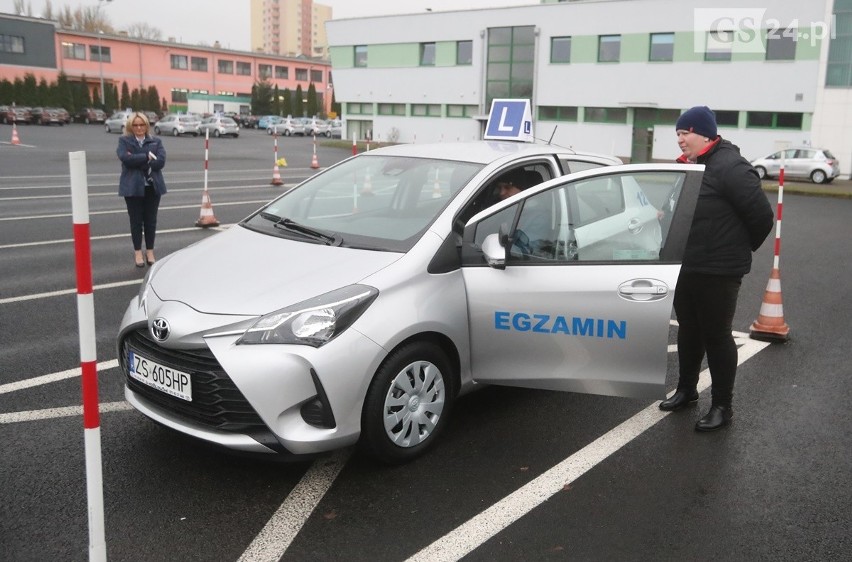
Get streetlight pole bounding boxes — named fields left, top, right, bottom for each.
left=96, top=0, right=112, bottom=107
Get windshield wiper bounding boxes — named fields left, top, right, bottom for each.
left=259, top=212, right=340, bottom=245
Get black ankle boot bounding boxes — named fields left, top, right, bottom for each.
left=659, top=389, right=699, bottom=411
left=695, top=405, right=733, bottom=432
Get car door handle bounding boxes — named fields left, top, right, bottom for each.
left=618, top=279, right=668, bottom=301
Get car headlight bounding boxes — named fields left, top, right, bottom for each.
left=237, top=284, right=379, bottom=347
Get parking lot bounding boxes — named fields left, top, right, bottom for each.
left=1, top=123, right=850, bottom=561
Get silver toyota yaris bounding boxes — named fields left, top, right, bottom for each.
left=118, top=140, right=702, bottom=463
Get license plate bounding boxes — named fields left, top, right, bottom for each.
left=128, top=349, right=193, bottom=402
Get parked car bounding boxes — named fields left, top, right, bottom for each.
left=116, top=137, right=707, bottom=464
left=198, top=116, right=240, bottom=138
left=104, top=111, right=133, bottom=133
left=326, top=119, right=342, bottom=139
left=144, top=111, right=160, bottom=125
left=31, top=107, right=66, bottom=126
left=154, top=114, right=200, bottom=137
left=303, top=118, right=328, bottom=137
left=55, top=107, right=71, bottom=124
left=751, top=147, right=840, bottom=184
left=77, top=107, right=107, bottom=124
left=257, top=115, right=283, bottom=130
left=268, top=116, right=305, bottom=136
left=2, top=105, right=32, bottom=124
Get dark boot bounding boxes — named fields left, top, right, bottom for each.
left=695, top=405, right=733, bottom=432
left=659, top=389, right=699, bottom=411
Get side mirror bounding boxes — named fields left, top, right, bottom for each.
left=482, top=233, right=506, bottom=270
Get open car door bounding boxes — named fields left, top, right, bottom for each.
left=460, top=163, right=703, bottom=399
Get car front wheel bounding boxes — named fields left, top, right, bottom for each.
left=754, top=166, right=767, bottom=179
left=361, top=341, right=455, bottom=464
left=214, top=129, right=221, bottom=137
left=104, top=124, right=110, bottom=133
left=154, top=126, right=161, bottom=135
left=811, top=169, right=827, bottom=184
left=267, top=127, right=273, bottom=135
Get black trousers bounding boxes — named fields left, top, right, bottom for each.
left=124, top=184, right=161, bottom=251
left=673, top=272, right=742, bottom=406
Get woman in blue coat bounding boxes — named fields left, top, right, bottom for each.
left=117, top=112, right=167, bottom=267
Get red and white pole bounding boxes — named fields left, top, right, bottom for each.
left=352, top=134, right=357, bottom=156
left=203, top=128, right=209, bottom=192
left=69, top=151, right=107, bottom=562
left=271, top=133, right=284, bottom=186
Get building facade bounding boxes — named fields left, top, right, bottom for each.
left=0, top=12, right=331, bottom=115
left=326, top=0, right=851, bottom=177
left=250, top=0, right=332, bottom=59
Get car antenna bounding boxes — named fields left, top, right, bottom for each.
left=547, top=125, right=557, bottom=145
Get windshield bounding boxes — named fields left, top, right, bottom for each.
left=243, top=155, right=482, bottom=252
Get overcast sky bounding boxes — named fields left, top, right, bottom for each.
left=0, top=0, right=540, bottom=51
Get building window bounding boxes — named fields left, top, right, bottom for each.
left=649, top=33, right=674, bottom=62
left=191, top=57, right=208, bottom=71
left=236, top=61, right=252, bottom=76
left=218, top=59, right=233, bottom=74
left=550, top=36, right=571, bottom=63
left=347, top=102, right=373, bottom=115
left=705, top=30, right=732, bottom=61
left=259, top=64, right=272, bottom=79
left=0, top=33, right=24, bottom=54
left=170, top=54, right=188, bottom=70
left=539, top=106, right=578, bottom=121
left=746, top=111, right=803, bottom=129
left=420, top=42, right=436, bottom=66
left=411, top=103, right=441, bottom=117
left=310, top=69, right=323, bottom=82
left=598, top=35, right=621, bottom=62
left=584, top=107, right=627, bottom=123
left=295, top=68, right=308, bottom=81
left=61, top=42, right=86, bottom=60
left=378, top=103, right=406, bottom=116
left=457, top=40, right=473, bottom=65
left=275, top=65, right=288, bottom=79
left=714, top=110, right=739, bottom=127
left=171, top=88, right=188, bottom=103
left=354, top=45, right=367, bottom=67
left=826, top=0, right=852, bottom=86
left=766, top=29, right=796, bottom=61
left=485, top=26, right=535, bottom=108
left=90, top=45, right=111, bottom=63
left=447, top=104, right=477, bottom=118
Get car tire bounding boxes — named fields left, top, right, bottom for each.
left=267, top=127, right=273, bottom=135
left=172, top=128, right=179, bottom=137
left=105, top=124, right=110, bottom=133
left=214, top=130, right=221, bottom=138
left=754, top=166, right=767, bottom=180
left=811, top=169, right=827, bottom=184
left=360, top=341, right=455, bottom=464
left=154, top=126, right=161, bottom=135
left=84, top=117, right=90, bottom=124
left=326, top=131, right=332, bottom=138
left=233, top=134, right=239, bottom=138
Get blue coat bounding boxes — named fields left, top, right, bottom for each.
left=117, top=134, right=167, bottom=197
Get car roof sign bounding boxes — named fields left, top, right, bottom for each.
left=484, top=98, right=533, bottom=143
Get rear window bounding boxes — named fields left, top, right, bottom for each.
left=822, top=150, right=836, bottom=160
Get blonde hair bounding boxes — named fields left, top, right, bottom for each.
left=124, top=112, right=151, bottom=135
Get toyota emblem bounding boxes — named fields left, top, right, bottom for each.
left=151, top=317, right=170, bottom=341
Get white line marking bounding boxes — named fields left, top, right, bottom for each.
left=0, top=199, right=271, bottom=222
left=0, top=359, right=119, bottom=394
left=0, top=401, right=133, bottom=424
left=238, top=448, right=353, bottom=562
left=0, top=224, right=232, bottom=250
left=405, top=333, right=769, bottom=562
left=0, top=280, right=141, bottom=305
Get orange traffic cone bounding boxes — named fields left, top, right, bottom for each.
left=271, top=158, right=284, bottom=186
left=749, top=267, right=790, bottom=341
left=310, top=139, right=320, bottom=169
left=195, top=190, right=220, bottom=227
left=11, top=123, right=21, bottom=145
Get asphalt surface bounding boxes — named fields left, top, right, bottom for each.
left=1, top=123, right=850, bottom=561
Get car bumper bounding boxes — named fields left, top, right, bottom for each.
left=118, top=296, right=384, bottom=456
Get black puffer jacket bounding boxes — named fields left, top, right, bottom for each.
left=677, top=138, right=774, bottom=276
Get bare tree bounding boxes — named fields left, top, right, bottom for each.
left=13, top=0, right=33, bottom=16
left=126, top=22, right=163, bottom=41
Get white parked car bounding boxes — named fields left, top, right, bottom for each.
left=751, top=147, right=840, bottom=184
left=198, top=116, right=240, bottom=138
left=104, top=111, right=132, bottom=133
left=268, top=116, right=305, bottom=136
left=154, top=114, right=200, bottom=137
left=117, top=141, right=702, bottom=463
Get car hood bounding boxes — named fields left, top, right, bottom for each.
left=150, top=225, right=402, bottom=316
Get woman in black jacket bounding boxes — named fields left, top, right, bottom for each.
left=660, top=106, right=774, bottom=431
left=117, top=112, right=167, bottom=268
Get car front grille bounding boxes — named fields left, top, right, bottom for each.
left=120, top=329, right=268, bottom=434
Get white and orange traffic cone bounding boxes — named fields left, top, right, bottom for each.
left=310, top=136, right=320, bottom=169
left=11, top=123, right=21, bottom=145
left=749, top=267, right=789, bottom=341
left=195, top=190, right=220, bottom=227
